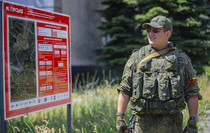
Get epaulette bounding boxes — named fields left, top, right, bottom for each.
left=131, top=49, right=140, bottom=61
left=139, top=45, right=148, bottom=60
left=178, top=51, right=192, bottom=62
left=132, top=49, right=139, bottom=53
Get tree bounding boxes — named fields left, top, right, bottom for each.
left=96, top=0, right=210, bottom=74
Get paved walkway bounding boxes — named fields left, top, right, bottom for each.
left=199, top=104, right=210, bottom=133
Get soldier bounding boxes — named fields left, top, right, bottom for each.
left=116, top=16, right=202, bottom=133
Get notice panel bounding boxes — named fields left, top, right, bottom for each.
left=3, top=2, right=71, bottom=119
left=37, top=22, right=68, bottom=97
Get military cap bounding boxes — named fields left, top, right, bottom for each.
left=142, top=16, right=173, bottom=32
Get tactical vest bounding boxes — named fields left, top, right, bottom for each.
left=130, top=46, right=186, bottom=114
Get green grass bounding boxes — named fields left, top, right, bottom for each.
left=71, top=85, right=118, bottom=133
left=7, top=106, right=67, bottom=133
left=7, top=74, right=210, bottom=133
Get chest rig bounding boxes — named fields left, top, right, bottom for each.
left=130, top=46, right=186, bottom=114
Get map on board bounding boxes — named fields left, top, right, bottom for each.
left=9, top=18, right=36, bottom=102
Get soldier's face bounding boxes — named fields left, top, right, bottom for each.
left=147, top=27, right=171, bottom=50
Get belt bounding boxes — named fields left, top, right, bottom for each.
left=145, top=101, right=165, bottom=109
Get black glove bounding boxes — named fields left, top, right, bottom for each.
left=186, top=119, right=198, bottom=133
left=116, top=113, right=127, bottom=133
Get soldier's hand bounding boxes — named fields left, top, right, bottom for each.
left=186, top=119, right=198, bottom=133
left=116, top=113, right=127, bottom=133
left=116, top=120, right=127, bottom=133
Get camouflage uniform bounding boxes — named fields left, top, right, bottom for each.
left=117, top=43, right=202, bottom=133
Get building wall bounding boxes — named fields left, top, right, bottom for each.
left=61, top=0, right=104, bottom=66
left=4, top=0, right=55, bottom=11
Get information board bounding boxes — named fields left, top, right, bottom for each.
left=2, top=1, right=71, bottom=120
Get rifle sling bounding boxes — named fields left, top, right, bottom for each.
left=136, top=47, right=175, bottom=72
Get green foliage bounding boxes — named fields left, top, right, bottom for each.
left=73, top=70, right=113, bottom=92
left=7, top=73, right=210, bottom=132
left=7, top=107, right=67, bottom=132
left=96, top=0, right=210, bottom=74
left=204, top=66, right=210, bottom=77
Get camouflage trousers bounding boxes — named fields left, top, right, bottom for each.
left=132, top=112, right=183, bottom=133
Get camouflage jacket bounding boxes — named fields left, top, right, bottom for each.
left=117, top=43, right=202, bottom=113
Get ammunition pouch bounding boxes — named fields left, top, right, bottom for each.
left=130, top=49, right=186, bottom=114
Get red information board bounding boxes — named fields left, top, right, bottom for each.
left=2, top=1, right=71, bottom=120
